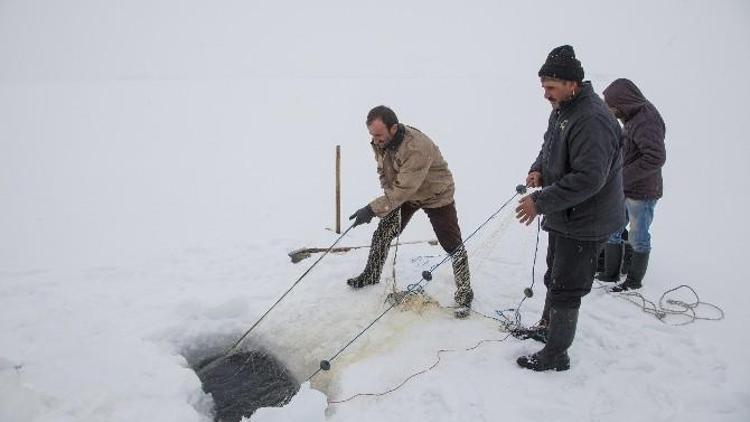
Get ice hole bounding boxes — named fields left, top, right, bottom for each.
left=185, top=346, right=300, bottom=422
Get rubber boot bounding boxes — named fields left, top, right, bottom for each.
left=347, top=212, right=400, bottom=288
left=621, top=242, right=634, bottom=275
left=451, top=245, right=473, bottom=319
left=512, top=301, right=550, bottom=343
left=512, top=318, right=548, bottom=343
left=517, top=307, right=578, bottom=371
left=612, top=251, right=649, bottom=292
left=595, top=243, right=622, bottom=283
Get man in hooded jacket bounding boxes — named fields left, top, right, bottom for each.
left=597, top=79, right=667, bottom=292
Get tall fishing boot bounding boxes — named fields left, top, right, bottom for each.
left=451, top=246, right=473, bottom=319
left=512, top=301, right=550, bottom=343
left=621, top=243, right=634, bottom=275
left=347, top=212, right=400, bottom=289
left=517, top=306, right=578, bottom=371
left=595, top=243, right=623, bottom=283
left=612, top=251, right=649, bottom=292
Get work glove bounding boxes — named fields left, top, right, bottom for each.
left=349, top=205, right=375, bottom=227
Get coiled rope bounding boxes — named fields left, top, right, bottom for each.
left=600, top=282, right=725, bottom=325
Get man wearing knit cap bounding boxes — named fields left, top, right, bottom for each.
left=514, top=45, right=625, bottom=371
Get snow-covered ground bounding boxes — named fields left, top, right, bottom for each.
left=1, top=0, right=749, bottom=421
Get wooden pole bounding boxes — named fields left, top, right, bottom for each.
left=335, top=145, right=341, bottom=234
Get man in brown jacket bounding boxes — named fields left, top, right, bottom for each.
left=347, top=105, right=473, bottom=318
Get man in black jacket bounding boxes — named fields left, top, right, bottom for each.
left=514, top=45, right=625, bottom=371
left=598, top=79, right=666, bottom=292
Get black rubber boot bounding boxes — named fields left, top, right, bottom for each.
left=517, top=307, right=578, bottom=371
left=511, top=299, right=550, bottom=342
left=621, top=242, right=634, bottom=275
left=511, top=319, right=548, bottom=344
left=612, top=251, right=649, bottom=292
left=595, top=243, right=622, bottom=283
left=347, top=211, right=400, bottom=289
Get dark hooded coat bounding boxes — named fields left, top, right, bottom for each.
left=603, top=78, right=666, bottom=200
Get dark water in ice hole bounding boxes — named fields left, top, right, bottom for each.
left=188, top=350, right=300, bottom=422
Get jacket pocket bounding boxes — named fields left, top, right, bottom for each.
left=565, top=207, right=574, bottom=222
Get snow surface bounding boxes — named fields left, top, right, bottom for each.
left=1, top=0, right=749, bottom=421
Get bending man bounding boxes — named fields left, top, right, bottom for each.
left=348, top=105, right=473, bottom=319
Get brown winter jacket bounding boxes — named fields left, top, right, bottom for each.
left=603, top=79, right=666, bottom=200
left=368, top=124, right=455, bottom=217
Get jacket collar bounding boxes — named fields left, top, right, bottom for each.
left=558, top=81, right=593, bottom=113
left=385, top=124, right=405, bottom=151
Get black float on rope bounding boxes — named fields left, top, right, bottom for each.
left=320, top=360, right=331, bottom=371
left=422, top=270, right=433, bottom=281
left=523, top=287, right=534, bottom=298
left=516, top=184, right=528, bottom=194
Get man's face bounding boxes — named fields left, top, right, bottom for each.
left=541, top=78, right=577, bottom=110
left=368, top=119, right=398, bottom=147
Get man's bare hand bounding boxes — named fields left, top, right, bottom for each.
left=515, top=195, right=538, bottom=226
left=526, top=171, right=543, bottom=188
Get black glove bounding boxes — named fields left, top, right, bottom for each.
left=349, top=205, right=375, bottom=227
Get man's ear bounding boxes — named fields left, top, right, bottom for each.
left=389, top=124, right=398, bottom=136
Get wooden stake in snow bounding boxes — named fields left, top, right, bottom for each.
left=336, top=145, right=341, bottom=234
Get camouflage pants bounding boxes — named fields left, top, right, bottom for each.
left=360, top=201, right=473, bottom=307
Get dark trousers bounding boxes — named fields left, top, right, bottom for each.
left=543, top=233, right=603, bottom=314
left=399, top=201, right=464, bottom=254
left=363, top=201, right=472, bottom=306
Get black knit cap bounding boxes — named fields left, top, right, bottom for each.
left=538, top=45, right=584, bottom=82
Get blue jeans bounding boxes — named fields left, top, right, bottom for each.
left=607, top=198, right=658, bottom=253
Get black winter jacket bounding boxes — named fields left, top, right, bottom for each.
left=530, top=82, right=626, bottom=241
left=603, top=78, right=666, bottom=200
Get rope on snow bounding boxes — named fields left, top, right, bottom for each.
left=599, top=282, right=725, bottom=325
left=326, top=198, right=725, bottom=405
